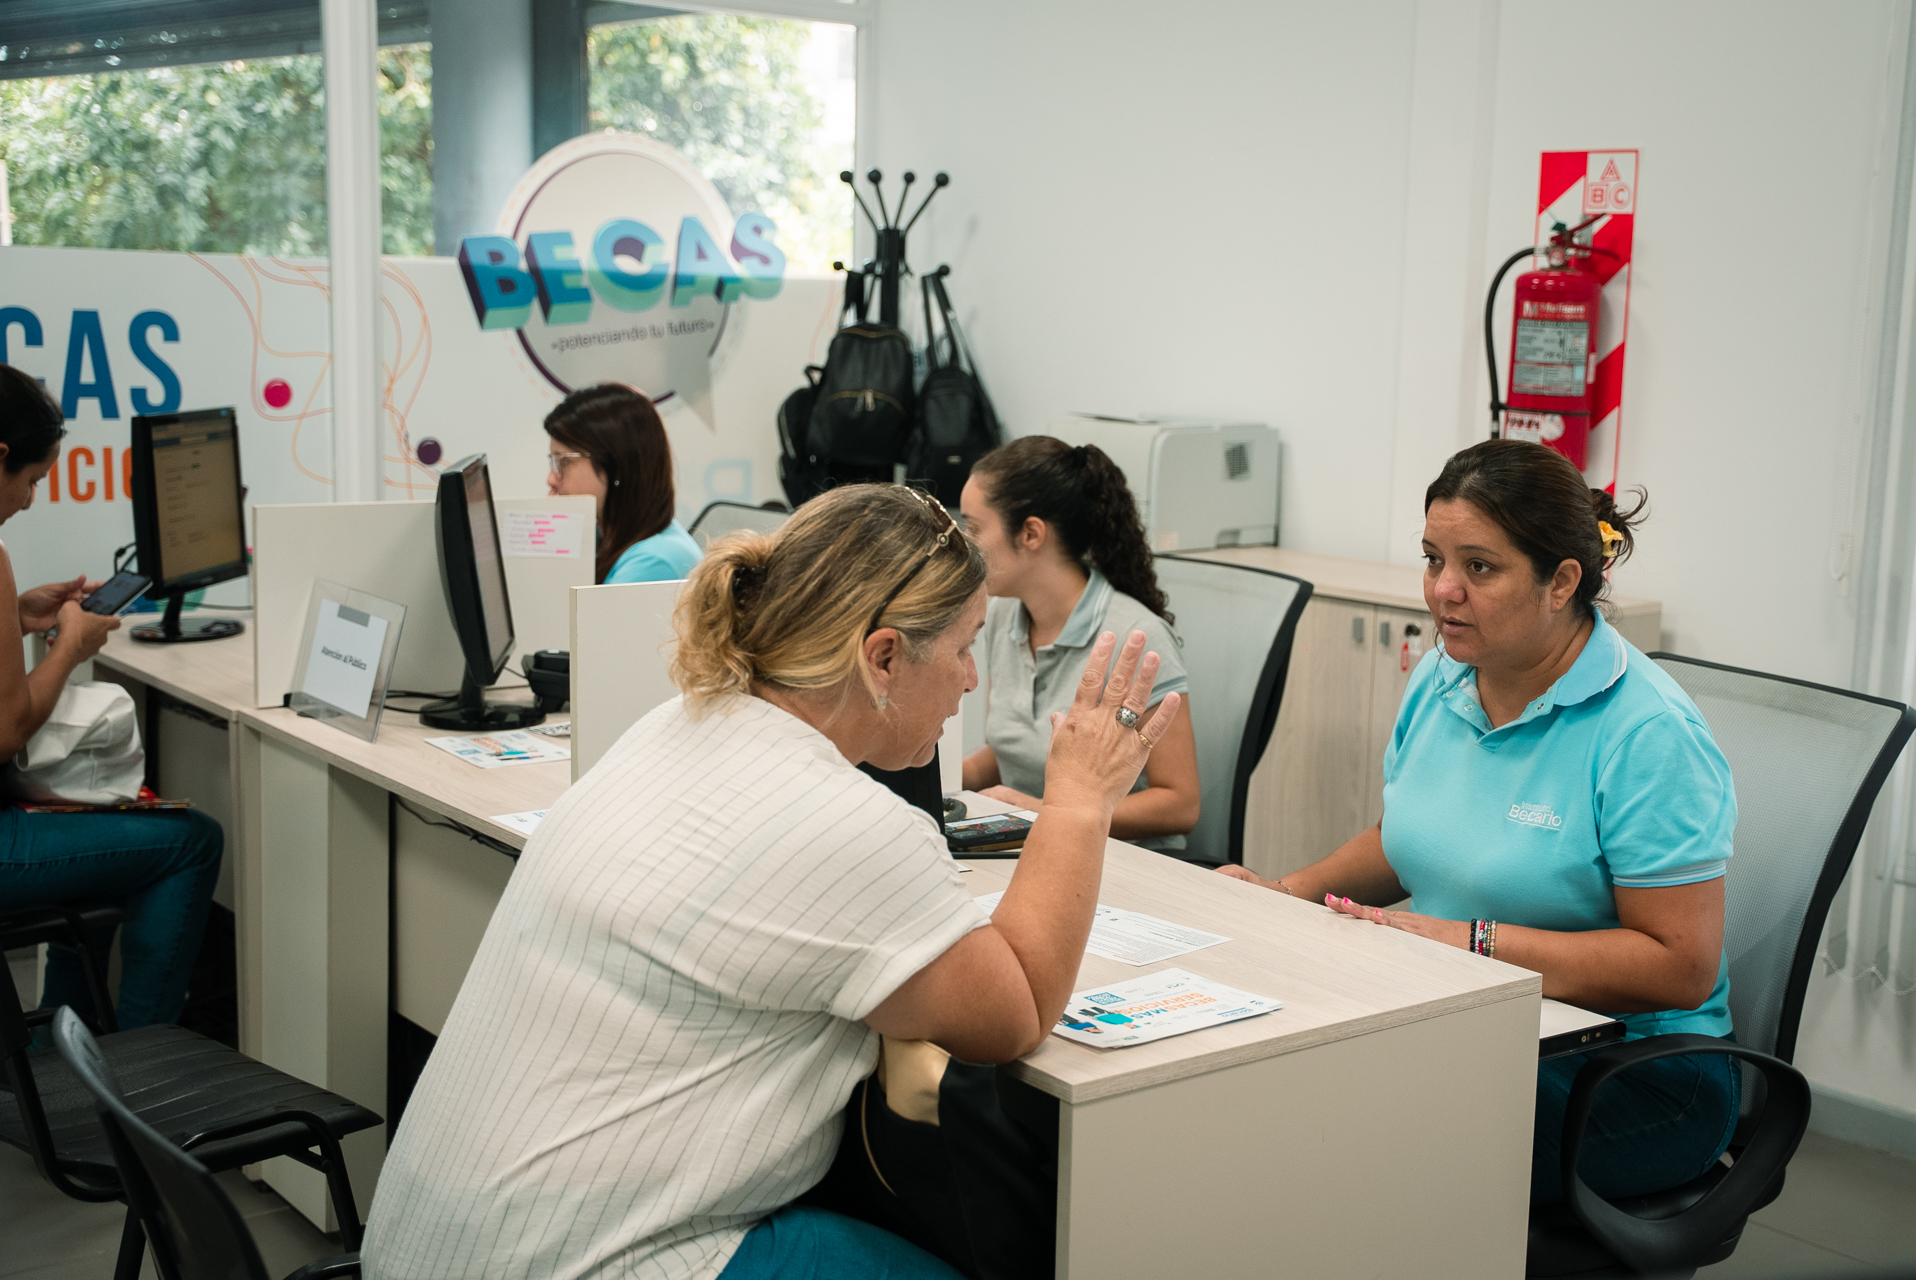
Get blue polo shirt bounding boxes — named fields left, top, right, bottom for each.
left=604, top=520, right=702, bottom=584
left=1380, top=612, right=1736, bottom=1040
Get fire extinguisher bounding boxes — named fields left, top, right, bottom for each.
left=1484, top=216, right=1604, bottom=470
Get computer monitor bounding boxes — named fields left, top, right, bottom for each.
left=128, top=407, right=249, bottom=643
left=419, top=454, right=544, bottom=731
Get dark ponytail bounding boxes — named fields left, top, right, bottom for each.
left=970, top=435, right=1173, bottom=625
left=0, top=364, right=65, bottom=473
left=1424, top=439, right=1646, bottom=619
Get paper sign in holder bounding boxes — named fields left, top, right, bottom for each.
left=288, top=579, right=407, bottom=741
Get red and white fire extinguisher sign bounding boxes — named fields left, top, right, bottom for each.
left=1485, top=150, right=1637, bottom=486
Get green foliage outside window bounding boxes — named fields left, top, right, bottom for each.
left=591, top=16, right=852, bottom=272
left=0, top=20, right=846, bottom=267
left=0, top=48, right=433, bottom=257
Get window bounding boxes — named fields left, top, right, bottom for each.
left=0, top=47, right=432, bottom=256
left=588, top=13, right=855, bottom=272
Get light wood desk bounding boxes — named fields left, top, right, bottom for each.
left=94, top=624, right=571, bottom=1229
left=99, top=631, right=1542, bottom=1276
left=954, top=794, right=1539, bottom=1278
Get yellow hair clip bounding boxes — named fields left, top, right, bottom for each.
left=1597, top=520, right=1624, bottom=560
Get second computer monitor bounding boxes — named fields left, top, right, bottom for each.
left=128, top=407, right=248, bottom=643
left=421, top=454, right=543, bottom=730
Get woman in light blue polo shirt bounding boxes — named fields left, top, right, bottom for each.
left=1221, top=439, right=1738, bottom=1205
left=544, top=384, right=701, bottom=583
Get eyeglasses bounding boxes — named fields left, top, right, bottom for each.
left=548, top=451, right=589, bottom=476
left=867, top=487, right=961, bottom=636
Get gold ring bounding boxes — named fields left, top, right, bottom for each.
left=1137, top=730, right=1152, bottom=750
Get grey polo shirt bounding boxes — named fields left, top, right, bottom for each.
left=982, top=568, right=1190, bottom=851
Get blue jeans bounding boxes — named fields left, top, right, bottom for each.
left=1532, top=1039, right=1741, bottom=1204
left=719, top=1208, right=963, bottom=1280
left=0, top=807, right=223, bottom=1029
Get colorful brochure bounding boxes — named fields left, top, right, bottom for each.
left=1052, top=968, right=1282, bottom=1049
left=424, top=730, right=571, bottom=769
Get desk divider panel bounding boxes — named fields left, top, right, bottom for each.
left=251, top=496, right=594, bottom=708
left=570, top=580, right=683, bottom=781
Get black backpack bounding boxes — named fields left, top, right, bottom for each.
left=779, top=269, right=916, bottom=506
left=907, top=269, right=1001, bottom=506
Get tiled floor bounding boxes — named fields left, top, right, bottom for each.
left=6, top=948, right=1915, bottom=1277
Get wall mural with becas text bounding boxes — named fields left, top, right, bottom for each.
left=0, top=135, right=842, bottom=597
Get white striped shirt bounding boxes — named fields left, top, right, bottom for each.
left=362, top=693, right=988, bottom=1280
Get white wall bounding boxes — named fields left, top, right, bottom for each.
left=868, top=0, right=1423, bottom=563
left=872, top=0, right=1916, bottom=1115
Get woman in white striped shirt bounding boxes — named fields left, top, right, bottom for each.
left=362, top=483, right=1181, bottom=1280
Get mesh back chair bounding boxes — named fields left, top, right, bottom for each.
left=1152, top=556, right=1312, bottom=866
left=50, top=1008, right=360, bottom=1280
left=1, top=933, right=381, bottom=1280
left=686, top=500, right=791, bottom=550
left=1527, top=653, right=1916, bottom=1277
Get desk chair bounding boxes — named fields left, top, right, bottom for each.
left=1, top=902, right=128, bottom=1034
left=1152, top=555, right=1312, bottom=866
left=0, top=939, right=380, bottom=1280
left=51, top=1008, right=361, bottom=1280
left=687, top=500, right=791, bottom=549
left=1528, top=653, right=1916, bottom=1277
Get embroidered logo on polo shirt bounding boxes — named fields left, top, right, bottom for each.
left=1508, top=801, right=1564, bottom=830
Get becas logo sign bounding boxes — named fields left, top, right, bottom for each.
left=457, top=134, right=786, bottom=429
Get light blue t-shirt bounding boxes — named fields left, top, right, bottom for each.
left=604, top=519, right=701, bottom=584
left=1380, top=612, right=1736, bottom=1040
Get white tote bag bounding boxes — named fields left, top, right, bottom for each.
left=7, top=681, right=145, bottom=804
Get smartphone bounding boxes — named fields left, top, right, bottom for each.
left=81, top=571, right=153, bottom=617
left=945, top=813, right=1033, bottom=854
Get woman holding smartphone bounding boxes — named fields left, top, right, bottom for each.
left=0, top=364, right=224, bottom=1030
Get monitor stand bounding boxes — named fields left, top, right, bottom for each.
left=132, top=592, right=245, bottom=644
left=419, top=672, right=546, bottom=732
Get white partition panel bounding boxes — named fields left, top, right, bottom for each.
left=252, top=495, right=593, bottom=707
left=570, top=580, right=683, bottom=782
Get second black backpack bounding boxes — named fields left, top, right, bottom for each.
left=907, top=269, right=1001, bottom=507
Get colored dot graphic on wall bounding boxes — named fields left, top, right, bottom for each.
left=416, top=438, right=443, bottom=466
left=263, top=379, right=292, bottom=409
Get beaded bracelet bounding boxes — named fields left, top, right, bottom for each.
left=1468, top=919, right=1501, bottom=956
left=1486, top=919, right=1499, bottom=958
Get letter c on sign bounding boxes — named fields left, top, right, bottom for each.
left=67, top=447, right=96, bottom=502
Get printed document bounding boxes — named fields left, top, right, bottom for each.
left=1053, top=968, right=1282, bottom=1049
left=425, top=730, right=571, bottom=769
left=490, top=809, right=548, bottom=836
left=500, top=509, right=586, bottom=559
left=973, top=892, right=1230, bottom=965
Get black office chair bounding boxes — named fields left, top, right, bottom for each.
left=50, top=1007, right=361, bottom=1280
left=1152, top=555, right=1312, bottom=866
left=686, top=499, right=791, bottom=550
left=1527, top=653, right=1916, bottom=1277
left=1, top=902, right=128, bottom=1034
left=0, top=926, right=381, bottom=1280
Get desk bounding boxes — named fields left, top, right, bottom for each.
left=94, top=622, right=572, bottom=1228
left=953, top=794, right=1539, bottom=1277
left=98, top=629, right=1541, bottom=1275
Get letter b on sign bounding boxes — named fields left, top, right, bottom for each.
left=458, top=237, right=535, bottom=330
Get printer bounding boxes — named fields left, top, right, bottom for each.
left=1047, top=415, right=1281, bottom=552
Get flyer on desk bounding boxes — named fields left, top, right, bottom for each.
left=424, top=730, right=571, bottom=769
left=1053, top=968, right=1281, bottom=1049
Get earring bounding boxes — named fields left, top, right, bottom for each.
left=613, top=478, right=621, bottom=486
left=873, top=695, right=888, bottom=711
